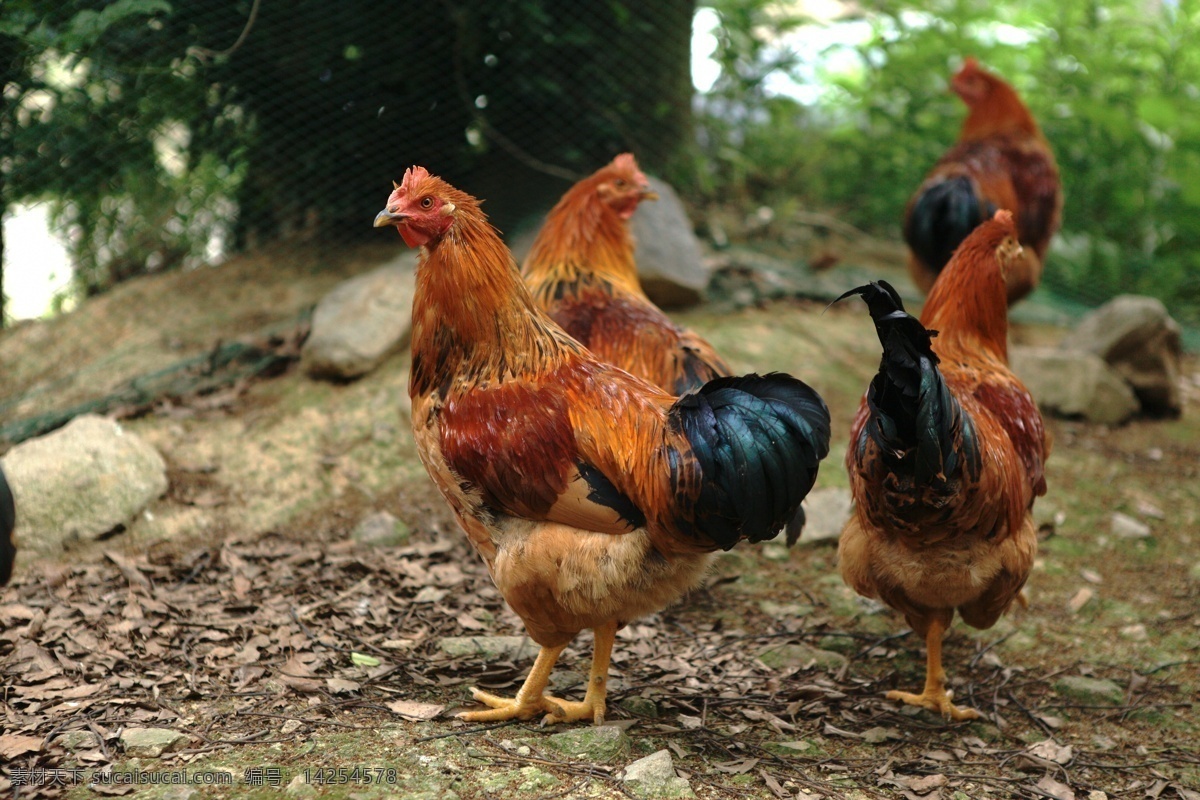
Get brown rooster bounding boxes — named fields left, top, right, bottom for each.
left=904, top=58, right=1061, bottom=304
left=837, top=211, right=1049, bottom=720
left=375, top=167, right=831, bottom=725
left=522, top=153, right=730, bottom=395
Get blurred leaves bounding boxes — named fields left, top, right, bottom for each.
left=691, top=0, right=1200, bottom=325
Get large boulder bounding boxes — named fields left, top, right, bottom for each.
left=302, top=253, right=417, bottom=380
left=1010, top=347, right=1139, bottom=425
left=508, top=175, right=711, bottom=309
left=1060, top=295, right=1183, bottom=416
left=1, top=415, right=168, bottom=556
left=628, top=176, right=710, bottom=308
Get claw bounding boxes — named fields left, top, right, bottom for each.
left=886, top=688, right=981, bottom=721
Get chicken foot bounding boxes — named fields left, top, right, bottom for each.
left=458, top=621, right=617, bottom=725
left=887, top=617, right=982, bottom=721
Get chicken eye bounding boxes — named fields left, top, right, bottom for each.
left=421, top=197, right=434, bottom=209
left=614, top=179, right=626, bottom=189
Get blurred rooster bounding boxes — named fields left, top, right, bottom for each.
left=904, top=58, right=1061, bottom=304
left=1, top=465, right=15, bottom=585
left=376, top=167, right=831, bottom=725
left=838, top=211, right=1049, bottom=720
left=522, top=153, right=730, bottom=394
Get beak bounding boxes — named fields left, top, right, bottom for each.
left=374, top=209, right=407, bottom=228
left=640, top=187, right=659, bottom=202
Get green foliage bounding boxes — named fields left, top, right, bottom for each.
left=692, top=0, right=1200, bottom=326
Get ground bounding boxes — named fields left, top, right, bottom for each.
left=1, top=239, right=1198, bottom=800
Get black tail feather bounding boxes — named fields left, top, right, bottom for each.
left=904, top=175, right=995, bottom=275
left=0, top=465, right=15, bottom=586
left=669, top=373, right=831, bottom=550
left=838, top=281, right=979, bottom=486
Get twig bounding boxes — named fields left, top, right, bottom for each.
left=186, top=0, right=261, bottom=62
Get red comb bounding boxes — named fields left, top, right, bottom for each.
left=398, top=165, right=431, bottom=195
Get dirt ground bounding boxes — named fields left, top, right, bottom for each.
left=1, top=241, right=1198, bottom=800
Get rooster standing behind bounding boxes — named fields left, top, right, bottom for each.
left=375, top=167, right=831, bottom=724
left=904, top=58, right=1061, bottom=304
left=838, top=212, right=1049, bottom=720
left=522, top=153, right=730, bottom=395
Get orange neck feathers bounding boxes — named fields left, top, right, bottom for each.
left=522, top=177, right=644, bottom=298
left=920, top=212, right=1016, bottom=361
left=409, top=197, right=578, bottom=395
left=954, top=60, right=1042, bottom=141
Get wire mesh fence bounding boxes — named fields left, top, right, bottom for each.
left=1, top=0, right=1198, bottom=345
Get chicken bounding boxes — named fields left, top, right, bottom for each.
left=522, top=153, right=730, bottom=395
left=904, top=58, right=1061, bottom=305
left=1, top=465, right=15, bottom=586
left=375, top=166, right=831, bottom=725
left=837, top=211, right=1049, bottom=720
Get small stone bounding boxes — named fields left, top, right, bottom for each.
left=543, top=725, right=630, bottom=764
left=620, top=749, right=695, bottom=798
left=516, top=745, right=531, bottom=757
left=57, top=730, right=100, bottom=752
left=796, top=487, right=852, bottom=544
left=438, top=636, right=534, bottom=660
left=1111, top=512, right=1151, bottom=539
left=761, top=542, right=790, bottom=561
left=1087, top=792, right=1108, bottom=800
left=160, top=788, right=199, bottom=800
left=1067, top=587, right=1094, bottom=613
left=1119, top=624, right=1148, bottom=641
left=1054, top=676, right=1124, bottom=705
left=620, top=696, right=659, bottom=718
left=1134, top=499, right=1164, bottom=519
left=757, top=643, right=847, bottom=671
left=119, top=728, right=188, bottom=758
left=280, top=719, right=303, bottom=736
left=285, top=774, right=316, bottom=797
left=350, top=511, right=410, bottom=547
left=1079, top=568, right=1102, bottom=585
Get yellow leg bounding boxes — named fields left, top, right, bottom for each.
left=886, top=618, right=981, bottom=721
left=543, top=621, right=617, bottom=726
left=458, top=644, right=567, bottom=722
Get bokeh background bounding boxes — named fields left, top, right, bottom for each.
left=2, top=0, right=1198, bottom=333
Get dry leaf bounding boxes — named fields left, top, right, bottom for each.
left=907, top=774, right=948, bottom=793
left=0, top=734, right=43, bottom=759
left=1034, top=775, right=1076, bottom=800
left=678, top=714, right=703, bottom=730
left=325, top=678, right=360, bottom=694
left=387, top=700, right=445, bottom=720
left=713, top=758, right=759, bottom=774
left=1028, top=739, right=1074, bottom=765
left=277, top=654, right=323, bottom=693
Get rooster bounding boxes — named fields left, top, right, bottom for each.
left=1, top=465, right=15, bottom=585
left=522, top=153, right=730, bottom=395
left=904, top=58, right=1061, bottom=304
left=837, top=211, right=1049, bottom=720
left=522, top=155, right=818, bottom=542
left=375, top=167, right=831, bottom=725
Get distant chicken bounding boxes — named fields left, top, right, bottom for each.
left=375, top=167, right=831, bottom=725
left=838, top=211, right=1049, bottom=720
left=522, top=153, right=730, bottom=395
left=1, top=465, right=15, bottom=585
left=904, top=58, right=1061, bottom=304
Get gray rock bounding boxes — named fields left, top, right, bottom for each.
left=620, top=749, right=694, bottom=798
left=2, top=415, right=167, bottom=556
left=1053, top=676, right=1124, bottom=705
left=1010, top=347, right=1139, bottom=425
left=508, top=176, right=710, bottom=310
left=350, top=511, right=410, bottom=547
left=629, top=177, right=710, bottom=308
left=1061, top=295, right=1183, bottom=415
left=302, top=253, right=417, bottom=380
left=797, top=487, right=852, bottom=544
left=160, top=787, right=200, bottom=800
left=619, top=695, right=659, bottom=718
left=439, top=635, right=534, bottom=661
left=1110, top=512, right=1151, bottom=539
left=119, top=727, right=188, bottom=758
left=57, top=730, right=101, bottom=752
left=757, top=643, right=848, bottom=671
left=543, top=725, right=630, bottom=763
